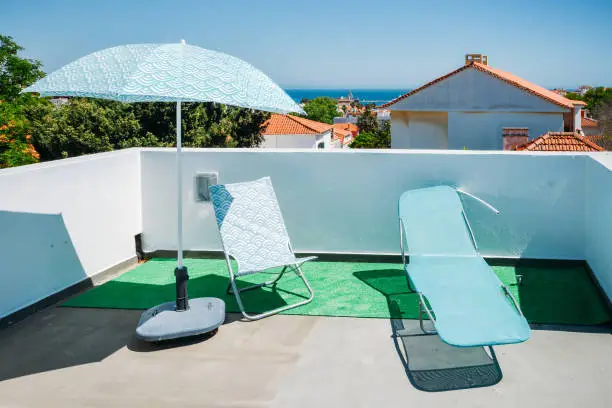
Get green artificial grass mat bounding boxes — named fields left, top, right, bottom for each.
left=62, top=258, right=612, bottom=325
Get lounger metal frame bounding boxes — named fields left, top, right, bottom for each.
left=222, top=244, right=315, bottom=321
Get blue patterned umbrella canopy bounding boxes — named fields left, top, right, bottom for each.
left=23, top=42, right=303, bottom=114
left=23, top=41, right=303, bottom=321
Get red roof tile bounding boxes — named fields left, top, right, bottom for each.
left=515, top=132, right=604, bottom=152
left=383, top=61, right=580, bottom=110
left=333, top=123, right=359, bottom=136
left=261, top=114, right=332, bottom=135
left=332, top=127, right=352, bottom=145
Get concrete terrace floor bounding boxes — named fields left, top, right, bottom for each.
left=0, top=306, right=611, bottom=408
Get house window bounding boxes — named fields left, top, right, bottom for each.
left=317, top=142, right=325, bottom=149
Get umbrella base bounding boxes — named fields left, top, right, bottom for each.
left=136, top=297, right=225, bottom=342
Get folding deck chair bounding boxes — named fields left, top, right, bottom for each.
left=209, top=177, right=315, bottom=320
left=398, top=186, right=530, bottom=347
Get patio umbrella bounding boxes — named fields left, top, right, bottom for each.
left=23, top=40, right=304, bottom=341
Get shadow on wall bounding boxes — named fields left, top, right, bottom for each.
left=0, top=211, right=87, bottom=320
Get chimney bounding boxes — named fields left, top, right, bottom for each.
left=465, top=53, right=488, bottom=66
left=573, top=102, right=583, bottom=133
left=503, top=128, right=529, bottom=150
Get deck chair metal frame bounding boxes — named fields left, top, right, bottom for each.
left=398, top=187, right=524, bottom=339
left=209, top=177, right=315, bottom=321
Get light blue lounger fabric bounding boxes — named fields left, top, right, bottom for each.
left=399, top=186, right=530, bottom=347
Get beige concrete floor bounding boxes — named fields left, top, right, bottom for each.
left=0, top=307, right=611, bottom=408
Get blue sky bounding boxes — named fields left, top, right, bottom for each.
left=4, top=0, right=611, bottom=89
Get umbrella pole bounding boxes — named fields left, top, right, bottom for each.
left=175, top=100, right=189, bottom=311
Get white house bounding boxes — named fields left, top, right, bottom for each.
left=260, top=114, right=333, bottom=149
left=383, top=54, right=587, bottom=150
left=260, top=114, right=345, bottom=149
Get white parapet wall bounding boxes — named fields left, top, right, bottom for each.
left=2, top=147, right=611, bottom=320
left=585, top=154, right=612, bottom=299
left=141, top=148, right=589, bottom=260
left=0, top=149, right=142, bottom=319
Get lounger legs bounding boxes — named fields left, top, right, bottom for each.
left=418, top=297, right=437, bottom=335
left=228, top=263, right=314, bottom=321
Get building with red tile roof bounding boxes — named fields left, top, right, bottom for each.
left=515, top=132, right=604, bottom=152
left=332, top=123, right=359, bottom=137
left=384, top=54, right=587, bottom=150
left=260, top=114, right=347, bottom=149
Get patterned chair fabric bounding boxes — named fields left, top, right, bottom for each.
left=210, top=177, right=299, bottom=275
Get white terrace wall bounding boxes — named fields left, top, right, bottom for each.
left=585, top=154, right=612, bottom=299
left=0, top=149, right=142, bottom=319
left=141, top=148, right=587, bottom=261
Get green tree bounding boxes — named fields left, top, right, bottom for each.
left=592, top=100, right=612, bottom=150
left=27, top=98, right=144, bottom=160
left=0, top=35, right=45, bottom=102
left=356, top=105, right=379, bottom=134
left=27, top=99, right=269, bottom=160
left=567, top=87, right=612, bottom=115
left=301, top=97, right=338, bottom=124
left=0, top=35, right=47, bottom=167
left=349, top=120, right=390, bottom=149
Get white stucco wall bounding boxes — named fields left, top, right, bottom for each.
left=262, top=134, right=317, bottom=148
left=391, top=111, right=448, bottom=149
left=261, top=130, right=332, bottom=149
left=389, top=67, right=568, bottom=150
left=0, top=149, right=142, bottom=319
left=448, top=112, right=564, bottom=150
left=4, top=148, right=612, bottom=318
left=585, top=154, right=612, bottom=299
left=140, top=148, right=586, bottom=261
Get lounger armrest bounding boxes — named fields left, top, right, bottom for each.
left=295, top=256, right=318, bottom=265
left=399, top=218, right=408, bottom=270
left=502, top=285, right=524, bottom=317
left=456, top=189, right=501, bottom=214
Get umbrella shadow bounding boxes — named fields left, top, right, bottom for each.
left=354, top=269, right=502, bottom=392
left=64, top=271, right=304, bottom=315
left=0, top=270, right=301, bottom=382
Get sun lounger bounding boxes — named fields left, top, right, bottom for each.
left=398, top=186, right=530, bottom=347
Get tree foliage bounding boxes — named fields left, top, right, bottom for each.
left=0, top=35, right=45, bottom=102
left=350, top=118, right=390, bottom=149
left=356, top=105, right=379, bottom=133
left=300, top=96, right=338, bottom=124
left=566, top=87, right=612, bottom=115
left=592, top=100, right=612, bottom=150
left=0, top=35, right=47, bottom=167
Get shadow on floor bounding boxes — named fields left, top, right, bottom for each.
left=0, top=307, right=139, bottom=382
left=0, top=304, right=238, bottom=382
left=354, top=269, right=502, bottom=392
left=63, top=272, right=305, bottom=315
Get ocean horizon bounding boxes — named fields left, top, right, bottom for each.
left=284, top=89, right=410, bottom=105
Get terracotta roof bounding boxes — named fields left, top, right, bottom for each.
left=515, top=132, right=604, bottom=152
left=333, top=123, right=359, bottom=136
left=585, top=134, right=606, bottom=145
left=332, top=127, right=352, bottom=145
left=582, top=117, right=599, bottom=128
left=261, top=114, right=332, bottom=135
left=382, top=61, right=580, bottom=110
